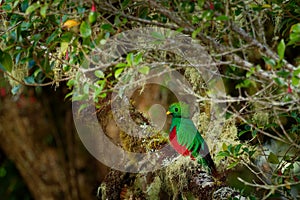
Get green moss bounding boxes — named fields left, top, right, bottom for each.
left=252, top=111, right=269, bottom=128
left=120, top=131, right=145, bottom=153
left=164, top=157, right=197, bottom=199
left=146, top=133, right=169, bottom=152
left=120, top=130, right=168, bottom=154
left=147, top=176, right=162, bottom=199
left=221, top=117, right=238, bottom=142
left=195, top=112, right=210, bottom=134
left=184, top=67, right=207, bottom=97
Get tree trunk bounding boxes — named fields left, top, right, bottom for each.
left=0, top=88, right=108, bottom=199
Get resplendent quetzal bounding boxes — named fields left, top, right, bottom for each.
left=167, top=102, right=217, bottom=175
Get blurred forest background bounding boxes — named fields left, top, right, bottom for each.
left=0, top=0, right=300, bottom=199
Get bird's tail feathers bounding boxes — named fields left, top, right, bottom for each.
left=201, top=154, right=218, bottom=177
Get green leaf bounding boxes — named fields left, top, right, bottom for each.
left=121, top=0, right=131, bottom=8
left=95, top=70, right=105, bottom=78
left=242, top=147, right=249, bottom=154
left=65, top=91, right=73, bottom=100
left=21, top=0, right=29, bottom=12
left=192, top=27, right=201, bottom=39
left=235, top=79, right=253, bottom=89
left=288, top=33, right=300, bottom=46
left=176, top=27, right=184, bottom=33
left=273, top=77, right=285, bottom=86
left=60, top=42, right=68, bottom=53
left=151, top=31, right=165, bottom=40
left=72, top=94, right=88, bottom=101
left=101, top=24, right=113, bottom=31
left=67, top=79, right=76, bottom=88
left=288, top=24, right=300, bottom=45
left=99, top=93, right=107, bottom=98
left=246, top=66, right=256, bottom=77
left=293, top=66, right=300, bottom=76
left=138, top=66, right=150, bottom=75
left=222, top=143, right=227, bottom=151
left=25, top=2, right=40, bottom=15
left=197, top=0, right=204, bottom=7
left=217, top=151, right=230, bottom=157
left=292, top=76, right=299, bottom=86
left=227, top=161, right=239, bottom=169
left=267, top=152, right=279, bottom=164
left=93, top=81, right=106, bottom=101
left=83, top=83, right=90, bottom=94
left=238, top=130, right=249, bottom=137
left=40, top=4, right=48, bottom=18
left=283, top=155, right=291, bottom=162
left=216, top=15, right=229, bottom=21
left=2, top=3, right=12, bottom=11
left=249, top=150, right=256, bottom=157
left=227, top=144, right=233, bottom=154
left=14, top=1, right=22, bottom=9
left=201, top=10, right=213, bottom=20
left=80, top=21, right=92, bottom=38
left=115, top=68, right=124, bottom=79
left=46, top=29, right=60, bottom=44
left=114, top=15, right=121, bottom=26
left=277, top=39, right=285, bottom=60
left=32, top=33, right=42, bottom=44
left=276, top=70, right=290, bottom=78
left=234, top=144, right=242, bottom=157
left=115, top=63, right=127, bottom=68
left=133, top=52, right=143, bottom=65
left=60, top=32, right=73, bottom=42
left=263, top=57, right=276, bottom=68
left=291, top=111, right=298, bottom=119
left=63, top=65, right=71, bottom=71
left=0, top=51, right=13, bottom=72
left=291, top=24, right=300, bottom=33
left=33, top=68, right=42, bottom=77
left=126, top=53, right=134, bottom=66
left=192, top=15, right=201, bottom=24
left=251, top=130, right=257, bottom=137
left=78, top=103, right=89, bottom=114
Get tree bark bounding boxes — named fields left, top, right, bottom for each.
left=0, top=88, right=108, bottom=199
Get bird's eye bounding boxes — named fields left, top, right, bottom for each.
left=175, top=108, right=178, bottom=112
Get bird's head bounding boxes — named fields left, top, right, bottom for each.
left=166, top=102, right=190, bottom=118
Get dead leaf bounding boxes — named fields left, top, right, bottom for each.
left=62, top=19, right=80, bottom=29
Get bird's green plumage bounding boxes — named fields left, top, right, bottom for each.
left=170, top=117, right=206, bottom=158
left=168, top=102, right=217, bottom=174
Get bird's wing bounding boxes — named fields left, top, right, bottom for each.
left=177, top=119, right=206, bottom=157
left=176, top=118, right=216, bottom=172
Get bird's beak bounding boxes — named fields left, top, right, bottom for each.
left=166, top=111, right=171, bottom=115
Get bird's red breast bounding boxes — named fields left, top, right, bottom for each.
left=169, top=126, right=194, bottom=159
